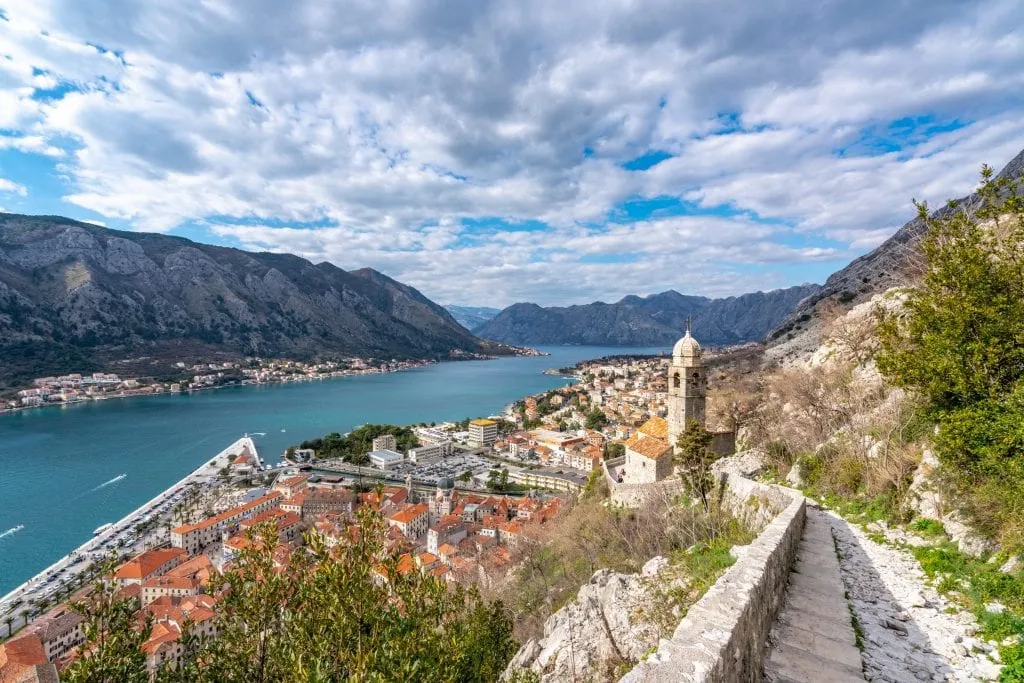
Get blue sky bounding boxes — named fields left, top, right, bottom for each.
left=1, top=0, right=1022, bottom=306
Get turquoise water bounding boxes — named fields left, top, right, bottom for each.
left=0, top=346, right=665, bottom=594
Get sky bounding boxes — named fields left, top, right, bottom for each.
left=0, top=1, right=1022, bottom=308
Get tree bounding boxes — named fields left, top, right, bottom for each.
left=674, top=421, right=717, bottom=512
left=4, top=614, right=13, bottom=638
left=603, top=442, right=625, bottom=460
left=67, top=513, right=518, bottom=682
left=179, top=511, right=517, bottom=682
left=63, top=557, right=152, bottom=683
left=876, top=167, right=1024, bottom=549
left=584, top=408, right=607, bottom=430
left=877, top=167, right=1024, bottom=413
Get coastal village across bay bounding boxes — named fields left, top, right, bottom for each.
left=0, top=331, right=742, bottom=678
left=0, top=349, right=540, bottom=413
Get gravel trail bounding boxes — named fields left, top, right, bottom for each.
left=825, top=509, right=1002, bottom=682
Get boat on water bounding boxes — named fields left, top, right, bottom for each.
left=93, top=523, right=114, bottom=536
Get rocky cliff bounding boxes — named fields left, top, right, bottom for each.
left=0, top=214, right=505, bottom=389
left=766, top=145, right=1024, bottom=362
left=475, top=285, right=820, bottom=347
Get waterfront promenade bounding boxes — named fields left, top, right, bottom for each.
left=0, top=436, right=256, bottom=630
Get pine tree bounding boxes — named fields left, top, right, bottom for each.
left=674, top=420, right=717, bottom=512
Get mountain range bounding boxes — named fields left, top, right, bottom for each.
left=473, top=285, right=820, bottom=347
left=0, top=214, right=507, bottom=390
left=7, top=144, right=1021, bottom=390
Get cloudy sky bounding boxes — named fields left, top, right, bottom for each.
left=0, top=0, right=1022, bottom=307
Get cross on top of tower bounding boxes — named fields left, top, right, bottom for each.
left=685, top=316, right=692, bottom=334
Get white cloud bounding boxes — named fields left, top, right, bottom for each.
left=0, top=0, right=1020, bottom=305
left=0, top=178, right=28, bottom=196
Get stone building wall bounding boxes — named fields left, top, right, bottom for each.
left=620, top=475, right=806, bottom=683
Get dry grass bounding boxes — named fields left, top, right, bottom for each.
left=490, top=490, right=742, bottom=642
left=746, top=356, right=927, bottom=516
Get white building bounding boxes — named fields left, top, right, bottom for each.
left=293, top=448, right=315, bottom=461
left=372, top=434, right=397, bottom=452
left=415, top=426, right=452, bottom=445
left=408, top=440, right=453, bottom=464
left=369, top=449, right=404, bottom=469
left=468, top=419, right=498, bottom=448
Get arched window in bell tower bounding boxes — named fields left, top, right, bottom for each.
left=673, top=372, right=681, bottom=388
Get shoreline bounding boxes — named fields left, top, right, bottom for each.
left=0, top=360, right=440, bottom=418
left=0, top=436, right=254, bottom=619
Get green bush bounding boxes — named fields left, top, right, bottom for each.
left=876, top=167, right=1024, bottom=553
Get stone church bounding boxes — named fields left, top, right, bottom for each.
left=617, top=326, right=734, bottom=488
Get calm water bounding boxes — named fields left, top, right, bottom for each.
left=0, top=346, right=664, bottom=594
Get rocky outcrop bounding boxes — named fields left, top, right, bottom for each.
left=506, top=557, right=673, bottom=682
left=711, top=449, right=768, bottom=479
left=0, top=213, right=507, bottom=389
left=475, top=286, right=820, bottom=347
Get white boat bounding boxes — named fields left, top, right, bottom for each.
left=93, top=523, right=114, bottom=536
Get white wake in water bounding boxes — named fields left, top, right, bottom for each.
left=0, top=525, right=24, bottom=540
left=93, top=473, right=127, bottom=491
left=251, top=432, right=267, bottom=436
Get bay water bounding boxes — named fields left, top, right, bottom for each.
left=0, top=346, right=664, bottom=594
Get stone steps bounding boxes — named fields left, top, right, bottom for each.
left=764, top=507, right=865, bottom=682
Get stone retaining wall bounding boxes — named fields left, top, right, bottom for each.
left=620, top=475, right=806, bottom=683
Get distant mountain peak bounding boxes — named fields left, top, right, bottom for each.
left=475, top=284, right=821, bottom=346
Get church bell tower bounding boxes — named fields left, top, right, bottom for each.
left=667, top=320, right=707, bottom=448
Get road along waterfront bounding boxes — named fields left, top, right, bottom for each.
left=0, top=436, right=255, bottom=628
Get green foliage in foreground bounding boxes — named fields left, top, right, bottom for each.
left=63, top=556, right=152, bottom=683
left=667, top=519, right=756, bottom=606
left=876, top=167, right=1024, bottom=551
left=299, top=423, right=420, bottom=463
left=65, top=507, right=517, bottom=683
left=912, top=542, right=1024, bottom=682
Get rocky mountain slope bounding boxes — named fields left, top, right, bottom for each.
left=0, top=214, right=505, bottom=389
left=766, top=146, right=1024, bottom=363
left=444, top=305, right=501, bottom=330
left=475, top=285, right=820, bottom=347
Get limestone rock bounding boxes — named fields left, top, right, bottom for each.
left=1000, top=556, right=1022, bottom=574
left=711, top=448, right=767, bottom=478
left=943, top=511, right=994, bottom=558
left=642, top=556, right=668, bottom=577
left=908, top=449, right=944, bottom=520
left=785, top=463, right=804, bottom=488
left=505, top=567, right=667, bottom=682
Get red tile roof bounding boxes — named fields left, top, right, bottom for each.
left=113, top=548, right=187, bottom=581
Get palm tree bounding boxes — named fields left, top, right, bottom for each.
left=4, top=614, right=14, bottom=638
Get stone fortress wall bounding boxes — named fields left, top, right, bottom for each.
left=619, top=474, right=807, bottom=683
